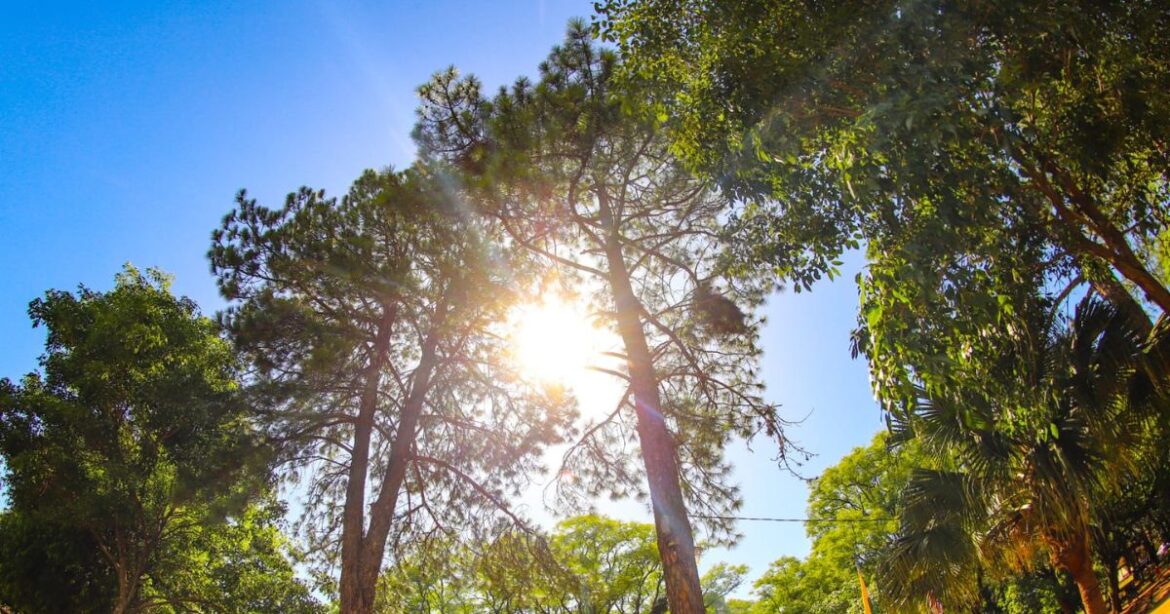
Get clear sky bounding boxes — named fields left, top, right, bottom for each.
left=0, top=0, right=884, bottom=596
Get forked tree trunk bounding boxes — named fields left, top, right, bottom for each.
left=112, top=564, right=139, bottom=614
left=106, top=526, right=155, bottom=614
left=339, top=306, right=441, bottom=614
left=602, top=218, right=705, bottom=614
left=339, top=306, right=397, bottom=614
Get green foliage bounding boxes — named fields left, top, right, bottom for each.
left=0, top=496, right=324, bottom=614
left=211, top=166, right=571, bottom=610
left=993, top=571, right=1067, bottom=614
left=701, top=562, right=749, bottom=613
left=0, top=266, right=272, bottom=612
left=724, top=598, right=755, bottom=614
left=752, top=556, right=841, bottom=614
left=416, top=21, right=799, bottom=610
left=600, top=8, right=1170, bottom=606
left=877, top=296, right=1158, bottom=613
left=376, top=514, right=752, bottom=613
left=469, top=532, right=570, bottom=613
left=598, top=0, right=1170, bottom=415
left=375, top=537, right=475, bottom=613
left=748, top=433, right=923, bottom=614
left=551, top=515, right=666, bottom=612
left=146, top=497, right=324, bottom=613
left=0, top=511, right=115, bottom=612
left=415, top=18, right=797, bottom=546
left=746, top=432, right=1083, bottom=614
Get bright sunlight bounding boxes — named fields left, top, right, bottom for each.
left=510, top=294, right=625, bottom=419
left=511, top=295, right=605, bottom=386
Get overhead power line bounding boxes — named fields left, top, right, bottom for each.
left=695, top=515, right=891, bottom=524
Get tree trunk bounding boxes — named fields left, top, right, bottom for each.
left=338, top=304, right=444, bottom=614
left=339, top=306, right=398, bottom=614
left=1069, top=561, right=1109, bottom=614
left=112, top=564, right=138, bottom=614
left=1053, top=532, right=1110, bottom=614
left=107, top=527, right=148, bottom=614
left=1107, top=555, right=1122, bottom=613
left=338, top=404, right=375, bottom=613
left=601, top=213, right=705, bottom=614
left=1014, top=148, right=1170, bottom=317
left=359, top=333, right=440, bottom=607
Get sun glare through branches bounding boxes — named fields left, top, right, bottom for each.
left=509, top=294, right=624, bottom=417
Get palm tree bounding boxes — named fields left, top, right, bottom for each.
left=878, top=296, right=1161, bottom=614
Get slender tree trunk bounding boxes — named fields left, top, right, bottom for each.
left=1107, top=555, right=1122, bottom=613
left=600, top=199, right=705, bottom=614
left=1140, top=532, right=1159, bottom=569
left=338, top=400, right=375, bottom=612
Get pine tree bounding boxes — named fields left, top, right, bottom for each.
left=414, top=22, right=798, bottom=612
left=210, top=167, right=571, bottom=613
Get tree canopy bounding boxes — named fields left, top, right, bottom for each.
left=597, top=0, right=1170, bottom=412
left=7, top=4, right=1170, bottom=612
left=878, top=295, right=1162, bottom=614
left=415, top=22, right=800, bottom=612
left=210, top=166, right=572, bottom=613
left=376, top=513, right=746, bottom=613
left=0, top=266, right=315, bottom=613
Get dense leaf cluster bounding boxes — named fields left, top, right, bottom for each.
left=0, top=267, right=318, bottom=613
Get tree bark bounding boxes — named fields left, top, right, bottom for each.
left=338, top=303, right=444, bottom=614
left=1107, top=554, right=1123, bottom=614
left=1053, top=532, right=1110, bottom=614
left=339, top=305, right=397, bottom=614
left=1014, top=148, right=1170, bottom=317
left=601, top=194, right=706, bottom=614
left=359, top=331, right=440, bottom=607
left=112, top=563, right=138, bottom=614
left=106, top=523, right=152, bottom=614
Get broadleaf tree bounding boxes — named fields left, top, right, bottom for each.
left=596, top=0, right=1170, bottom=412
left=748, top=432, right=918, bottom=614
left=0, top=266, right=271, bottom=614
left=747, top=433, right=1076, bottom=614
left=377, top=513, right=744, bottom=613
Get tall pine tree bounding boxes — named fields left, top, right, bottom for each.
left=210, top=167, right=571, bottom=613
left=415, top=23, right=798, bottom=612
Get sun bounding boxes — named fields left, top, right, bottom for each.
left=510, top=296, right=601, bottom=386
left=509, top=294, right=627, bottom=419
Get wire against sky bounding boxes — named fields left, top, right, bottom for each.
left=696, top=515, right=891, bottom=524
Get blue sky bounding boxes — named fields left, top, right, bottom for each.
left=1, top=0, right=884, bottom=595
